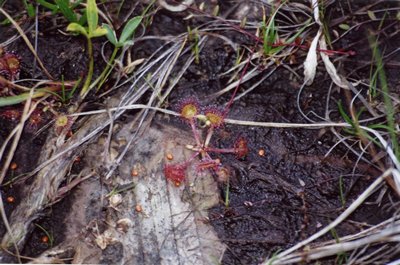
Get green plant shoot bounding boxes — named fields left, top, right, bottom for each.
left=103, top=16, right=142, bottom=48
left=37, top=0, right=84, bottom=23
left=368, top=33, right=399, bottom=159
left=92, top=16, right=142, bottom=90
left=66, top=0, right=107, bottom=97
left=23, top=0, right=35, bottom=18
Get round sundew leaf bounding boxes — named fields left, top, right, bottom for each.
left=204, top=107, right=225, bottom=128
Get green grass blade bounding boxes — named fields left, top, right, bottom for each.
left=37, top=0, right=58, bottom=11
left=22, top=0, right=35, bottom=17
left=55, top=0, right=77, bottom=22
left=78, top=12, right=87, bottom=25
left=34, top=224, right=54, bottom=247
left=103, top=23, right=117, bottom=45
left=368, top=33, right=399, bottom=159
left=339, top=176, right=346, bottom=207
left=67, top=77, right=82, bottom=99
left=224, top=181, right=230, bottom=208
left=264, top=17, right=276, bottom=55
left=0, top=89, right=52, bottom=107
left=71, top=0, right=84, bottom=9
left=337, top=100, right=354, bottom=127
left=86, top=0, right=99, bottom=35
left=119, top=16, right=142, bottom=44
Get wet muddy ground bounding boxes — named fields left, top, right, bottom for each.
left=1, top=0, right=400, bottom=264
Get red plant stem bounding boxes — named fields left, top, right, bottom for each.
left=197, top=159, right=221, bottom=170
left=205, top=147, right=236, bottom=154
left=190, top=119, right=202, bottom=146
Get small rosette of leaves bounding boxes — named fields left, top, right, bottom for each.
left=178, top=98, right=200, bottom=121
left=204, top=106, right=225, bottom=128
left=66, top=0, right=107, bottom=38
left=164, top=163, right=187, bottom=185
left=234, top=137, right=249, bottom=159
left=103, top=16, right=142, bottom=48
left=0, top=48, right=21, bottom=82
left=55, top=115, right=74, bottom=135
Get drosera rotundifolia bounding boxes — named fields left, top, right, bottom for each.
left=163, top=99, right=249, bottom=186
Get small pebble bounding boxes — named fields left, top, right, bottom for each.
left=166, top=153, right=174, bottom=160
left=41, top=236, right=49, bottom=243
left=117, top=218, right=133, bottom=233
left=258, top=149, right=265, bottom=157
left=10, top=162, right=17, bottom=170
left=6, top=196, right=15, bottom=203
left=109, top=194, right=123, bottom=208
left=131, top=169, right=139, bottom=177
left=135, top=204, right=143, bottom=212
